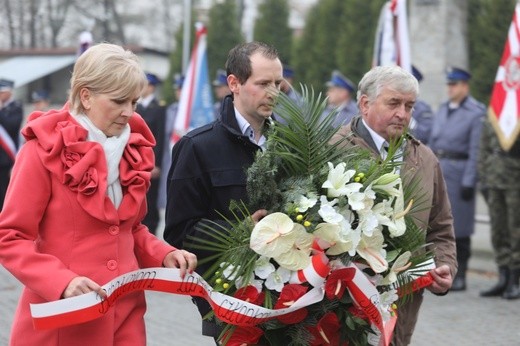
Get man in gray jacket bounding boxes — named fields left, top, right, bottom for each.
left=333, top=65, right=457, bottom=346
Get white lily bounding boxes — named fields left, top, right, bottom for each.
left=322, top=162, right=357, bottom=197
left=318, top=203, right=344, bottom=224
left=356, top=230, right=388, bottom=273
left=297, top=194, right=317, bottom=212
left=370, top=172, right=402, bottom=197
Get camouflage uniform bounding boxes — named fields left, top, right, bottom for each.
left=478, top=119, right=520, bottom=299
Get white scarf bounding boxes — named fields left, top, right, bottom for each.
left=73, top=114, right=130, bottom=209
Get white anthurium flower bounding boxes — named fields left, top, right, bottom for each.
left=265, top=266, right=291, bottom=292
left=274, top=225, right=314, bottom=271
left=356, top=230, right=388, bottom=273
left=250, top=212, right=299, bottom=258
left=254, top=256, right=276, bottom=279
left=381, top=251, right=412, bottom=285
left=297, top=194, right=318, bottom=213
left=322, top=162, right=357, bottom=197
left=370, top=172, right=402, bottom=197
left=314, top=220, right=360, bottom=256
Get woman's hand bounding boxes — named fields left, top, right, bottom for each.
left=62, top=276, right=107, bottom=299
left=163, top=249, right=197, bottom=279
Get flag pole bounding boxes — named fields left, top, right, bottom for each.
left=182, top=0, right=192, bottom=73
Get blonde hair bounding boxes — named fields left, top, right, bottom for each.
left=68, top=43, right=147, bottom=114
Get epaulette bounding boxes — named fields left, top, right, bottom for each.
left=465, top=97, right=486, bottom=111
left=184, top=122, right=215, bottom=138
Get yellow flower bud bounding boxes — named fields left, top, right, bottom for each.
left=296, top=214, right=304, bottom=221
left=358, top=173, right=365, bottom=178
left=304, top=221, right=311, bottom=227
left=354, top=177, right=361, bottom=182
left=223, top=283, right=230, bottom=289
left=216, top=278, right=222, bottom=284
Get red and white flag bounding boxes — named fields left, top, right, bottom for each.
left=488, top=3, right=520, bottom=151
left=171, top=23, right=214, bottom=145
left=373, top=0, right=411, bottom=73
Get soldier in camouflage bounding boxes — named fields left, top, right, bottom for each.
left=478, top=119, right=520, bottom=300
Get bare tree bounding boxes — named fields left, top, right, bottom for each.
left=47, top=0, right=73, bottom=47
left=4, top=0, right=16, bottom=48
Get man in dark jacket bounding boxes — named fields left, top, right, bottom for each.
left=164, top=41, right=283, bottom=341
left=0, top=78, right=23, bottom=210
left=137, top=72, right=166, bottom=234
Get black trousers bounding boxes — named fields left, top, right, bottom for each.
left=456, top=236, right=471, bottom=277
left=0, top=166, right=11, bottom=211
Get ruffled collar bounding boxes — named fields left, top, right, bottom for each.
left=22, top=104, right=156, bottom=224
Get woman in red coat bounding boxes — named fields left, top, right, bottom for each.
left=0, top=43, right=197, bottom=345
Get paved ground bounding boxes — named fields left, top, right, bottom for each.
left=1, top=195, right=519, bottom=345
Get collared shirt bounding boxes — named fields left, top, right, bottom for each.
left=234, top=107, right=266, bottom=150
left=139, top=94, right=155, bottom=108
left=362, top=118, right=388, bottom=158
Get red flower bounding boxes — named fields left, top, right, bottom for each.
left=221, top=326, right=263, bottom=346
left=324, top=268, right=356, bottom=300
left=234, top=285, right=265, bottom=306
left=307, top=312, right=348, bottom=346
left=274, top=284, right=308, bottom=324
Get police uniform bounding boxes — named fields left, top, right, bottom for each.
left=136, top=73, right=166, bottom=234
left=158, top=74, right=183, bottom=210
left=322, top=70, right=358, bottom=127
left=274, top=65, right=302, bottom=125
left=212, top=69, right=228, bottom=119
left=0, top=79, right=23, bottom=210
left=429, top=67, right=486, bottom=291
left=479, top=120, right=520, bottom=299
left=409, top=66, right=433, bottom=144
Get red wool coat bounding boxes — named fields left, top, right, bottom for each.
left=0, top=106, right=176, bottom=345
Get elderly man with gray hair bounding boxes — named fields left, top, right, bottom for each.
left=331, top=65, right=457, bottom=345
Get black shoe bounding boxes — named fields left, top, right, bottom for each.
left=451, top=276, right=466, bottom=291
left=502, top=269, right=520, bottom=300
left=480, top=266, right=509, bottom=297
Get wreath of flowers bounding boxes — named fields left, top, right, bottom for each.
left=188, top=87, right=433, bottom=346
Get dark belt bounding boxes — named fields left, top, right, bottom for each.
left=434, top=150, right=469, bottom=160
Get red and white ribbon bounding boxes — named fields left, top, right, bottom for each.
left=30, top=268, right=324, bottom=330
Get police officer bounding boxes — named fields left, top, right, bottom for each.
left=479, top=121, right=520, bottom=299
left=275, top=65, right=302, bottom=125
left=410, top=66, right=433, bottom=144
left=429, top=67, right=486, bottom=291
left=0, top=78, right=23, bottom=210
left=137, top=72, right=167, bottom=235
left=158, top=74, right=184, bottom=213
left=322, top=70, right=358, bottom=127
left=212, top=69, right=230, bottom=119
